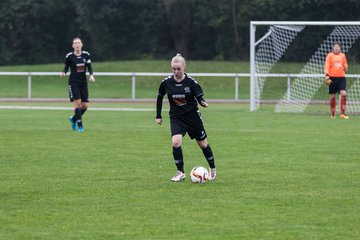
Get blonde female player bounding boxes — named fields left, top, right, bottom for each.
left=155, top=54, right=216, bottom=182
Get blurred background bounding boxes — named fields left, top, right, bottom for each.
left=1, top=0, right=360, bottom=65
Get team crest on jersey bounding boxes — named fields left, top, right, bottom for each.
left=184, top=87, right=190, bottom=93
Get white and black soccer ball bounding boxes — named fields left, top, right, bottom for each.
left=190, top=166, right=209, bottom=183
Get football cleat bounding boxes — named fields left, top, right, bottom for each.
left=330, top=115, right=336, bottom=119
left=78, top=126, right=84, bottom=133
left=170, top=171, right=185, bottom=182
left=340, top=114, right=349, bottom=119
left=69, top=116, right=77, bottom=131
left=209, top=168, right=217, bottom=180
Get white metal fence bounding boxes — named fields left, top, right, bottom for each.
left=0, top=72, right=250, bottom=100
left=1, top=72, right=360, bottom=105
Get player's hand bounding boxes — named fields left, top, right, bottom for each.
left=155, top=118, right=162, bottom=125
left=200, top=101, right=208, bottom=108
left=324, top=76, right=332, bottom=86
left=60, top=72, right=66, bottom=78
left=89, top=75, right=96, bottom=82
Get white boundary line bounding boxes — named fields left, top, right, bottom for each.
left=0, top=106, right=156, bottom=111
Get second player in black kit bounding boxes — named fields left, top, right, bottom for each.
left=60, top=37, right=95, bottom=133
left=156, top=54, right=216, bottom=182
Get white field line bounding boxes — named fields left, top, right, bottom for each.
left=0, top=106, right=157, bottom=111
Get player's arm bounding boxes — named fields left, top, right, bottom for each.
left=156, top=82, right=166, bottom=125
left=343, top=54, right=348, bottom=71
left=196, top=95, right=208, bottom=108
left=60, top=57, right=70, bottom=78
left=324, top=54, right=332, bottom=85
left=191, top=79, right=208, bottom=108
left=87, top=58, right=95, bottom=82
left=156, top=94, right=164, bottom=125
left=324, top=54, right=331, bottom=76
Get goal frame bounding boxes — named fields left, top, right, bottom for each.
left=249, top=21, right=360, bottom=112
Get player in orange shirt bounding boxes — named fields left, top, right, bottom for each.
left=324, top=42, right=349, bottom=119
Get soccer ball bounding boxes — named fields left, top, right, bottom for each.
left=190, top=166, right=209, bottom=183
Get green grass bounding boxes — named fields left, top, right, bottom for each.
left=1, top=103, right=359, bottom=239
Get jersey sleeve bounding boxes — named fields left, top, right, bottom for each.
left=86, top=53, right=94, bottom=75
left=156, top=81, right=166, bottom=118
left=343, top=53, right=348, bottom=70
left=191, top=79, right=204, bottom=97
left=324, top=53, right=331, bottom=75
left=158, top=80, right=166, bottom=97
left=63, top=55, right=70, bottom=73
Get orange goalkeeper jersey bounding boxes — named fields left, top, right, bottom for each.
left=324, top=52, right=348, bottom=77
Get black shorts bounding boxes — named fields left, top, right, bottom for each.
left=68, top=81, right=89, bottom=102
left=328, top=77, right=346, bottom=94
left=170, top=109, right=207, bottom=141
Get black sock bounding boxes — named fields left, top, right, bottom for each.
left=73, top=108, right=82, bottom=127
left=202, top=144, right=215, bottom=169
left=81, top=108, right=87, bottom=115
left=172, top=146, right=184, bottom=173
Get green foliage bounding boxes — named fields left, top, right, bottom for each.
left=0, top=0, right=79, bottom=65
left=0, top=0, right=360, bottom=64
left=75, top=0, right=165, bottom=60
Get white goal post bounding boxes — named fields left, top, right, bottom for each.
left=250, top=21, right=360, bottom=113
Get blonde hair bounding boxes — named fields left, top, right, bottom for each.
left=171, top=53, right=186, bottom=66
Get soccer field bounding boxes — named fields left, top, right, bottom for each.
left=1, top=103, right=359, bottom=239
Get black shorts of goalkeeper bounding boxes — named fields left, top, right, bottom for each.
left=328, top=77, right=346, bottom=94
left=170, top=108, right=207, bottom=141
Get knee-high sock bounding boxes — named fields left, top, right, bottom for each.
left=73, top=108, right=82, bottom=127
left=330, top=98, right=336, bottom=117
left=173, top=146, right=184, bottom=173
left=202, top=145, right=215, bottom=169
left=81, top=108, right=87, bottom=115
left=340, top=95, right=346, bottom=115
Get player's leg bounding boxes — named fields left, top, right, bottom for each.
left=186, top=109, right=216, bottom=180
left=76, top=84, right=89, bottom=132
left=328, top=79, right=337, bottom=119
left=80, top=85, right=89, bottom=116
left=171, top=134, right=185, bottom=181
left=339, top=90, right=349, bottom=119
left=170, top=117, right=186, bottom=182
left=329, top=94, right=336, bottom=119
left=78, top=101, right=88, bottom=132
left=339, top=78, right=348, bottom=119
left=68, top=83, right=82, bottom=130
left=72, top=99, right=83, bottom=131
left=196, top=139, right=216, bottom=180
left=81, top=102, right=88, bottom=115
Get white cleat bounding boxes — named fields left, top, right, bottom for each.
left=170, top=170, right=185, bottom=182
left=209, top=168, right=216, bottom=180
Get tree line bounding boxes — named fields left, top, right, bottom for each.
left=0, top=0, right=359, bottom=65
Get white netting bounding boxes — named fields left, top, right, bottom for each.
left=275, top=25, right=360, bottom=113
left=254, top=25, right=305, bottom=110
left=252, top=22, right=360, bottom=114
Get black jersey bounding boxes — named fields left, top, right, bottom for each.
left=63, top=51, right=93, bottom=82
left=158, top=74, right=204, bottom=116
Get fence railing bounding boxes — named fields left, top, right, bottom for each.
left=0, top=72, right=250, bottom=100
left=1, top=72, right=359, bottom=102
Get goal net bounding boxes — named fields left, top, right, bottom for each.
left=250, top=21, right=360, bottom=114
